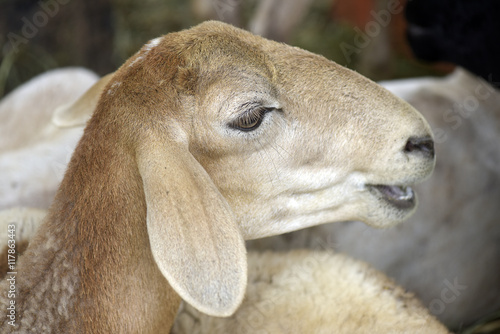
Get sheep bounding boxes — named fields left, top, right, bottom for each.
left=0, top=68, right=98, bottom=153
left=248, top=67, right=500, bottom=328
left=172, top=250, right=449, bottom=334
left=0, top=68, right=98, bottom=210
left=405, top=0, right=500, bottom=89
left=338, top=68, right=500, bottom=328
left=0, top=208, right=448, bottom=333
left=0, top=21, right=435, bottom=332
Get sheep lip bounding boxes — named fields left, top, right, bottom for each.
left=368, top=184, right=416, bottom=210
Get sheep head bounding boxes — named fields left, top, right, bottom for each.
left=87, top=21, right=434, bottom=234
left=57, top=21, right=435, bottom=318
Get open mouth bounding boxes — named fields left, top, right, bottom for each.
left=368, top=184, right=416, bottom=210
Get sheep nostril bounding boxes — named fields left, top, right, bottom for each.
left=404, top=136, right=435, bottom=158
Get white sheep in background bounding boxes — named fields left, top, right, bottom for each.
left=0, top=208, right=448, bottom=333
left=249, top=67, right=500, bottom=328
left=0, top=68, right=98, bottom=210
left=0, top=21, right=436, bottom=332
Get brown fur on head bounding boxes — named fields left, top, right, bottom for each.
left=3, top=21, right=435, bottom=333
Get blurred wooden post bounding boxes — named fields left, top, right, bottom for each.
left=191, top=0, right=315, bottom=43
left=250, top=0, right=315, bottom=42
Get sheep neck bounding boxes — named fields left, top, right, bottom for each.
left=0, top=127, right=181, bottom=333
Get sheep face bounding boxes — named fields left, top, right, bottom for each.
left=2, top=21, right=437, bottom=325
left=99, top=21, right=435, bottom=240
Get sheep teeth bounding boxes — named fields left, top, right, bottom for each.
left=369, top=184, right=416, bottom=209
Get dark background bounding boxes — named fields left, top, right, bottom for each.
left=0, top=0, right=452, bottom=99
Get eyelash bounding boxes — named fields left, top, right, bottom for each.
left=229, top=107, right=274, bottom=132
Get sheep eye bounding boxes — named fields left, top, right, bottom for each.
left=230, top=107, right=272, bottom=132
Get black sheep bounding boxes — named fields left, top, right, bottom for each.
left=405, top=0, right=500, bottom=88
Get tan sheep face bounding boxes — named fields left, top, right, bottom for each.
left=80, top=21, right=434, bottom=240
left=159, top=23, right=435, bottom=239
left=5, top=22, right=436, bottom=329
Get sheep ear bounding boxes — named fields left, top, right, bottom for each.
left=52, top=73, right=114, bottom=127
left=136, top=135, right=247, bottom=317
